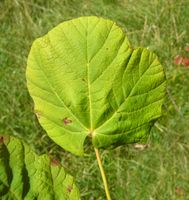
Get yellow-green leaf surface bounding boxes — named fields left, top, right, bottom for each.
left=0, top=136, right=80, bottom=200
left=26, top=16, right=166, bottom=156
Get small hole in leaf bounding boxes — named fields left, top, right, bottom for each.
left=63, top=117, right=72, bottom=125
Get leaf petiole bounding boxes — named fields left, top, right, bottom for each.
left=95, top=148, right=112, bottom=200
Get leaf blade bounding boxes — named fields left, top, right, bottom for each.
left=26, top=16, right=166, bottom=155
left=0, top=136, right=80, bottom=200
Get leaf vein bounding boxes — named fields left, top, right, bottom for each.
left=35, top=39, right=88, bottom=131
left=91, top=37, right=127, bottom=85
left=96, top=59, right=164, bottom=130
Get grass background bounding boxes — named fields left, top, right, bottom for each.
left=0, top=0, right=189, bottom=199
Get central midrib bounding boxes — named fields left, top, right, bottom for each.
left=86, top=18, right=93, bottom=132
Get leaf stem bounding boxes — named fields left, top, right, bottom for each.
left=94, top=148, right=112, bottom=200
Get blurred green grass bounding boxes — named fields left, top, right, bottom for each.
left=0, top=0, right=189, bottom=199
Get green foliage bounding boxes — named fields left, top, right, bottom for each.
left=0, top=136, right=80, bottom=200
left=1, top=0, right=189, bottom=199
left=26, top=16, right=166, bottom=156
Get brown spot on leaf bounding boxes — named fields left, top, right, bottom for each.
left=50, top=157, right=61, bottom=166
left=82, top=78, right=86, bottom=83
left=67, top=185, right=73, bottom=193
left=63, top=117, right=72, bottom=125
